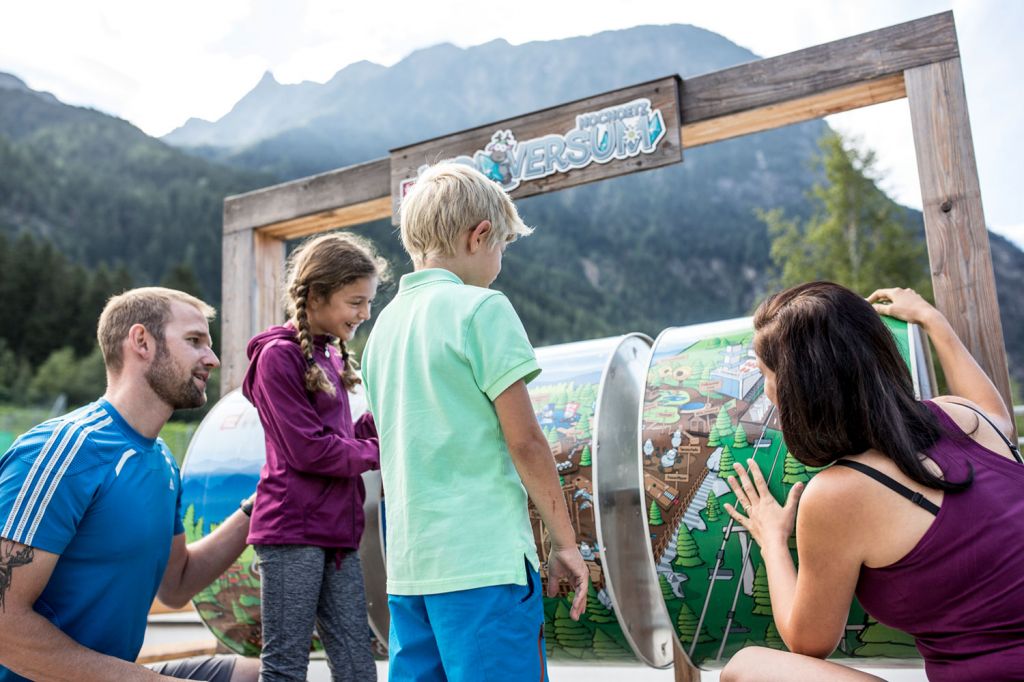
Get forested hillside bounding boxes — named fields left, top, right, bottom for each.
left=1, top=22, right=1021, bottom=411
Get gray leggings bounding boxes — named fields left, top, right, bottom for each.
left=255, top=545, right=377, bottom=682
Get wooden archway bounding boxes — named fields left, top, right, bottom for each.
left=221, top=12, right=1010, bottom=420
left=219, top=12, right=1012, bottom=677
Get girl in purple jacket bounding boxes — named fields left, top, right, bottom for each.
left=242, top=233, right=385, bottom=682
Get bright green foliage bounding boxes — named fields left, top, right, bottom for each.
left=672, top=523, right=704, bottom=569
left=707, top=424, right=722, bottom=448
left=238, top=593, right=261, bottom=607
left=579, top=445, right=592, bottom=467
left=765, top=621, right=785, bottom=649
left=546, top=428, right=559, bottom=446
left=853, top=616, right=918, bottom=657
left=719, top=445, right=737, bottom=478
left=705, top=491, right=721, bottom=522
left=593, top=628, right=631, bottom=660
left=676, top=602, right=714, bottom=645
left=554, top=600, right=593, bottom=658
left=659, top=574, right=675, bottom=600
left=732, top=424, right=748, bottom=448
left=714, top=406, right=733, bottom=438
left=585, top=585, right=615, bottom=624
left=231, top=600, right=256, bottom=625
left=760, top=132, right=932, bottom=298
left=649, top=499, right=664, bottom=526
left=751, top=562, right=772, bottom=616
left=782, top=451, right=810, bottom=485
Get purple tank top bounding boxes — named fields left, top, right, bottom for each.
left=855, top=401, right=1024, bottom=681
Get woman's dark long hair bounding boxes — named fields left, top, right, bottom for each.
left=753, top=281, right=971, bottom=491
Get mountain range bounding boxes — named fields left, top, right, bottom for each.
left=1, top=23, right=1021, bottom=389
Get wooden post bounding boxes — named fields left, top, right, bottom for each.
left=673, top=639, right=701, bottom=681
left=905, top=57, right=1016, bottom=427
left=220, top=228, right=286, bottom=394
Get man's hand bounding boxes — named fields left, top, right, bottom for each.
left=546, top=546, right=589, bottom=621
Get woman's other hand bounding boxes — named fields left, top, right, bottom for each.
left=723, top=459, right=804, bottom=550
left=867, top=287, right=940, bottom=328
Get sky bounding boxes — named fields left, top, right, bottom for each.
left=2, top=0, right=1021, bottom=247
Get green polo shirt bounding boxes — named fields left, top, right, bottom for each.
left=361, top=269, right=542, bottom=595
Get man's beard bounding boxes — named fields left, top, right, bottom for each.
left=146, top=342, right=206, bottom=410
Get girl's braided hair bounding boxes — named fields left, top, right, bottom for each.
left=285, top=233, right=387, bottom=396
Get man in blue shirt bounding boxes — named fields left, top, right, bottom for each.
left=0, top=288, right=259, bottom=682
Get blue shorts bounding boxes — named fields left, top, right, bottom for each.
left=388, top=559, right=547, bottom=682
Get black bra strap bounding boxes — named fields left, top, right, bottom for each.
left=943, top=401, right=1023, bottom=464
left=833, top=460, right=940, bottom=516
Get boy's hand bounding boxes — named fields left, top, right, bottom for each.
left=546, top=546, right=588, bottom=620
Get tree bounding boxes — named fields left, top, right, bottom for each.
left=658, top=574, right=675, bottom=601
left=584, top=585, right=615, bottom=624
left=705, top=491, right=722, bottom=522
left=853, top=616, right=918, bottom=657
left=579, top=445, right=592, bottom=467
left=719, top=445, right=737, bottom=479
left=672, top=523, right=704, bottom=569
left=593, top=628, right=631, bottom=660
left=765, top=621, right=785, bottom=649
left=707, top=423, right=722, bottom=448
left=759, top=131, right=932, bottom=298
left=649, top=499, right=664, bottom=526
left=782, top=451, right=810, bottom=485
left=751, top=562, right=772, bottom=616
left=554, top=599, right=592, bottom=658
left=676, top=602, right=714, bottom=645
left=732, top=424, right=748, bottom=449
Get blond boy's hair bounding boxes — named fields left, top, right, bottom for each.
left=399, top=162, right=533, bottom=263
left=98, top=287, right=216, bottom=373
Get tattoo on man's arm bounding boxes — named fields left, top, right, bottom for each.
left=0, top=540, right=35, bottom=612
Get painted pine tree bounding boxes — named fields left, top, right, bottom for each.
left=705, top=491, right=722, bottom=522
left=751, top=562, right=772, bottom=616
left=584, top=585, right=616, bottom=624
left=853, top=616, right=918, bottom=657
left=765, top=621, right=785, bottom=649
left=649, top=499, right=664, bottom=526
left=782, top=451, right=810, bottom=485
left=713, top=406, right=733, bottom=441
left=554, top=599, right=593, bottom=658
left=707, top=423, right=722, bottom=447
left=719, top=444, right=737, bottom=478
left=579, top=445, right=592, bottom=467
left=672, top=523, right=704, bottom=569
left=676, top=601, right=714, bottom=645
left=732, top=423, right=749, bottom=448
left=659, top=574, right=675, bottom=601
left=593, top=628, right=632, bottom=660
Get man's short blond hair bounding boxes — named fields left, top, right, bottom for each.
left=97, top=287, right=216, bottom=372
left=399, top=162, right=533, bottom=263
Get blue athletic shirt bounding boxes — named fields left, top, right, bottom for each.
left=0, top=399, right=183, bottom=680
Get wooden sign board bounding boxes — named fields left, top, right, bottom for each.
left=389, top=75, right=683, bottom=223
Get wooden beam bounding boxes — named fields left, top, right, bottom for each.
left=905, top=58, right=1016, bottom=425
left=258, top=196, right=392, bottom=240
left=245, top=75, right=909, bottom=238
left=220, top=229, right=286, bottom=395
left=682, top=73, right=906, bottom=149
left=673, top=640, right=700, bottom=682
left=682, top=11, right=956, bottom=123
left=224, top=158, right=390, bottom=234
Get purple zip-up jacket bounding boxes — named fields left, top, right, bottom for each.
left=242, top=324, right=379, bottom=549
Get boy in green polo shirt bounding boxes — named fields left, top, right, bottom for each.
left=361, top=162, right=587, bottom=681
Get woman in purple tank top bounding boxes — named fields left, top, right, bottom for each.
left=719, top=282, right=1024, bottom=682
